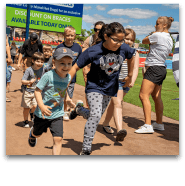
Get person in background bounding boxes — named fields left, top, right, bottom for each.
left=6, top=35, right=12, bottom=102
left=17, top=32, right=43, bottom=73
left=135, top=16, right=174, bottom=133
left=10, top=41, right=17, bottom=64
left=21, top=52, right=52, bottom=127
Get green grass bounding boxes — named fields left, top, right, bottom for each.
left=76, top=68, right=179, bottom=121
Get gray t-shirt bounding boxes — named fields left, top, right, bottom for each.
left=22, top=64, right=52, bottom=93
left=145, top=32, right=173, bottom=67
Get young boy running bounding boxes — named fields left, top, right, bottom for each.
left=56, top=26, right=82, bottom=120
left=21, top=52, right=52, bottom=127
left=28, top=47, right=73, bottom=155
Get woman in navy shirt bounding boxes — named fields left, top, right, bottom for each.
left=69, top=22, right=136, bottom=155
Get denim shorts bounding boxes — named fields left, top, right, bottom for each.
left=118, top=81, right=130, bottom=93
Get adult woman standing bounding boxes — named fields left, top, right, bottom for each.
left=69, top=22, right=136, bottom=155
left=135, top=16, right=174, bottom=133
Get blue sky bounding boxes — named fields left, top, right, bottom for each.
left=82, top=4, right=179, bottom=41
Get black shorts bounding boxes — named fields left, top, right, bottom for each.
left=144, top=66, right=167, bottom=86
left=33, top=115, right=63, bottom=138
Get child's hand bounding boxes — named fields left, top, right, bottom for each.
left=30, top=78, right=37, bottom=84
left=40, top=105, right=52, bottom=119
left=123, top=76, right=132, bottom=87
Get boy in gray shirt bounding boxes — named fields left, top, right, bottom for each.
left=21, top=52, right=52, bottom=127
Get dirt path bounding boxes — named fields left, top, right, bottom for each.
left=6, top=69, right=179, bottom=155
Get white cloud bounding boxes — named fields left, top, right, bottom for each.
left=83, top=14, right=131, bottom=25
left=96, top=5, right=108, bottom=11
left=83, top=6, right=92, bottom=10
left=125, top=25, right=155, bottom=36
left=162, top=4, right=179, bottom=9
left=170, top=21, right=179, bottom=32
left=107, top=8, right=158, bottom=19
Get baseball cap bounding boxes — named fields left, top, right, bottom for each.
left=53, top=47, right=73, bottom=60
left=30, top=32, right=38, bottom=41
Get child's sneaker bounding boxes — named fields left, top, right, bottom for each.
left=135, top=124, right=154, bottom=134
left=63, top=112, right=69, bottom=121
left=80, top=150, right=91, bottom=155
left=152, top=122, right=165, bottom=131
left=69, top=102, right=83, bottom=120
left=28, top=127, right=37, bottom=147
left=30, top=113, right=34, bottom=122
left=23, top=120, right=29, bottom=128
left=116, top=129, right=127, bottom=141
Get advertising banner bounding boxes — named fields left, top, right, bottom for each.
left=6, top=4, right=83, bottom=34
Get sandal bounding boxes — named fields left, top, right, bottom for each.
left=6, top=97, right=11, bottom=102
left=116, top=129, right=127, bottom=141
left=103, top=126, right=114, bottom=134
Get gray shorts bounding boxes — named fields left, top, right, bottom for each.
left=67, top=83, right=75, bottom=99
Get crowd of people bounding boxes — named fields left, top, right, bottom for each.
left=6, top=16, right=174, bottom=155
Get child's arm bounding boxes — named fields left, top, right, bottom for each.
left=123, top=55, right=135, bottom=87
left=21, top=78, right=36, bottom=86
left=68, top=63, right=80, bottom=85
left=34, top=87, right=52, bottom=119
left=129, top=52, right=139, bottom=87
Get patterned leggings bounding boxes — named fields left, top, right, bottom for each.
left=76, top=92, right=111, bottom=152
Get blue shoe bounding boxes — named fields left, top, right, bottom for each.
left=28, top=127, right=37, bottom=147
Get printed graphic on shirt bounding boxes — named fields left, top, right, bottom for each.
left=99, top=53, right=123, bottom=75
left=72, top=51, right=79, bottom=61
left=27, top=73, right=40, bottom=89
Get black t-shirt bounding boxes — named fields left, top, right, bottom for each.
left=20, top=39, right=43, bottom=57
left=77, top=42, right=135, bottom=97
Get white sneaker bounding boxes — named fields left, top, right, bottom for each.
left=135, top=124, right=154, bottom=134
left=63, top=112, right=69, bottom=121
left=152, top=122, right=164, bottom=131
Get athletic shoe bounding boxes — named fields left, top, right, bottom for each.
left=30, top=113, right=34, bottom=122
left=80, top=150, right=91, bottom=155
left=63, top=112, right=69, bottom=121
left=69, top=102, right=83, bottom=120
left=23, top=120, right=29, bottom=128
left=28, top=127, right=37, bottom=147
left=135, top=124, right=154, bottom=134
left=116, top=129, right=127, bottom=141
left=152, top=122, right=165, bottom=131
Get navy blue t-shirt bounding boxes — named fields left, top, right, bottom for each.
left=56, top=42, right=82, bottom=83
left=77, top=42, right=135, bottom=97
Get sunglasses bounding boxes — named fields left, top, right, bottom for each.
left=94, top=28, right=101, bottom=32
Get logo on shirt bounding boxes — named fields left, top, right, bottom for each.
left=99, top=53, right=123, bottom=75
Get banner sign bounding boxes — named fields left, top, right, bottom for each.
left=6, top=4, right=83, bottom=34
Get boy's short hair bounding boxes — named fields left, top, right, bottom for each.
left=64, top=26, right=76, bottom=34
left=32, top=52, right=45, bottom=61
left=43, top=44, right=52, bottom=51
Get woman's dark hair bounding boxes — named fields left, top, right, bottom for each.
left=92, top=22, right=125, bottom=45
left=94, top=21, right=105, bottom=27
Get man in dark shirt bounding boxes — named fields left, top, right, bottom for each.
left=17, top=32, right=43, bottom=73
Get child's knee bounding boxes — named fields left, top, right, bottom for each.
left=53, top=136, right=63, bottom=145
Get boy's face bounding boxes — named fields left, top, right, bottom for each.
left=53, top=56, right=73, bottom=78
left=64, top=30, right=76, bottom=46
left=32, top=58, right=44, bottom=70
left=43, top=47, right=52, bottom=58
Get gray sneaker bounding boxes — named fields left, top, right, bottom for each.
left=152, top=122, right=165, bottom=131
